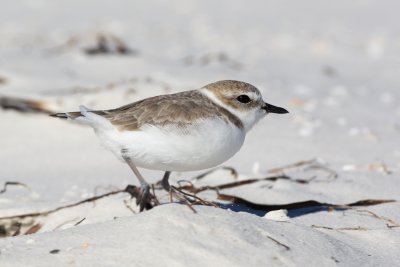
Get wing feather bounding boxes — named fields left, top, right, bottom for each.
left=97, top=90, right=219, bottom=131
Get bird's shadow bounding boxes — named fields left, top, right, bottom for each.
left=216, top=202, right=348, bottom=218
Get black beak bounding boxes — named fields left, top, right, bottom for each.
left=262, top=103, right=289, bottom=114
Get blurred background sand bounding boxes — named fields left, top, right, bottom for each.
left=0, top=2, right=399, bottom=265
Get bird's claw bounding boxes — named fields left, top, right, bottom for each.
left=124, top=184, right=153, bottom=212
left=136, top=185, right=150, bottom=211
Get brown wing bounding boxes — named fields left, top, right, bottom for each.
left=95, top=90, right=225, bottom=131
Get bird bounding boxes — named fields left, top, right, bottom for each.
left=51, top=80, right=288, bottom=211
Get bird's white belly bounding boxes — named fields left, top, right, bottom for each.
left=95, top=118, right=245, bottom=171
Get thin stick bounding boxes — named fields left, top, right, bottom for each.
left=0, top=181, right=29, bottom=194
left=266, top=236, right=290, bottom=250
left=268, top=159, right=316, bottom=173
left=0, top=189, right=125, bottom=220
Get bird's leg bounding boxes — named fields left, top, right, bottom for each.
left=162, top=174, right=196, bottom=212
left=161, top=171, right=193, bottom=205
left=122, top=155, right=151, bottom=212
left=161, top=171, right=171, bottom=191
left=160, top=171, right=215, bottom=210
left=161, top=171, right=174, bottom=203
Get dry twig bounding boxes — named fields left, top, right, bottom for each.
left=266, top=235, right=290, bottom=251
left=312, top=225, right=369, bottom=231
left=355, top=209, right=400, bottom=228
left=0, top=181, right=29, bottom=194
left=0, top=97, right=52, bottom=114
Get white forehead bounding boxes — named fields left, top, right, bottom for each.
left=245, top=91, right=261, bottom=100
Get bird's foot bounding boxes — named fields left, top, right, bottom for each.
left=168, top=185, right=217, bottom=213
left=124, top=184, right=158, bottom=212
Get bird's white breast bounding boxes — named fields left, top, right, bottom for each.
left=94, top=117, right=246, bottom=171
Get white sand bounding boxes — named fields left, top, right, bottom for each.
left=0, top=0, right=399, bottom=266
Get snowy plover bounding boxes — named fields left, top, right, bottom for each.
left=52, top=80, right=288, bottom=211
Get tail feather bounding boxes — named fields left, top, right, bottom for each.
left=50, top=106, right=110, bottom=129
left=50, top=111, right=83, bottom=120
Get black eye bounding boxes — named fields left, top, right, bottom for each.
left=236, top=95, right=251, bottom=103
